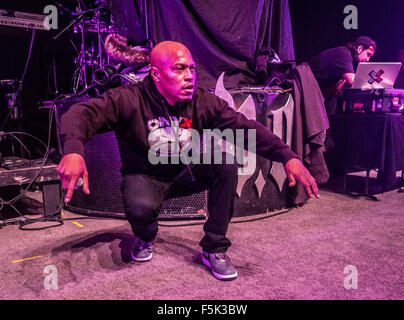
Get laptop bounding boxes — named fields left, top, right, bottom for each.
left=351, top=62, right=402, bottom=89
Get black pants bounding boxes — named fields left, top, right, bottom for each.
left=121, top=157, right=238, bottom=253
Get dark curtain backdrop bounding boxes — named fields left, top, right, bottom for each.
left=289, top=0, right=404, bottom=64
left=112, top=0, right=295, bottom=88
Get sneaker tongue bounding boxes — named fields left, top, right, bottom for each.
left=135, top=240, right=146, bottom=250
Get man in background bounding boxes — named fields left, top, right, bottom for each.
left=309, top=36, right=377, bottom=115
left=308, top=36, right=376, bottom=177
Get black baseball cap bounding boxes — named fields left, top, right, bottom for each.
left=354, top=36, right=377, bottom=51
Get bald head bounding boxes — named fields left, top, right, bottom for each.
left=150, top=41, right=192, bottom=69
left=150, top=41, right=196, bottom=106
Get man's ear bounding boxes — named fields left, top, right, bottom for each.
left=150, top=67, right=160, bottom=82
left=357, top=45, right=364, bottom=55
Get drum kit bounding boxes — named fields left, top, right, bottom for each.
left=1, top=0, right=150, bottom=105
left=0, top=0, right=150, bottom=159
left=51, top=0, right=151, bottom=97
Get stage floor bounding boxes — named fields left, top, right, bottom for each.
left=0, top=187, right=403, bottom=300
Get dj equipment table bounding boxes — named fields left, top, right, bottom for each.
left=329, top=113, right=404, bottom=195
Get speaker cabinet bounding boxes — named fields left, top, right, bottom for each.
left=55, top=98, right=207, bottom=220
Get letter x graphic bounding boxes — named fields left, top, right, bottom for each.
left=180, top=118, right=193, bottom=128
left=368, top=69, right=384, bottom=84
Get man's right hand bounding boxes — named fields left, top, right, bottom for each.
left=57, top=153, right=90, bottom=203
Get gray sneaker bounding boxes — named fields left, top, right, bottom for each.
left=131, top=237, right=153, bottom=262
left=202, top=251, right=238, bottom=280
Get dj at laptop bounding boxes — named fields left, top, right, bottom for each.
left=308, top=36, right=377, bottom=115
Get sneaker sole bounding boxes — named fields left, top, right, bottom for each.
left=131, top=252, right=152, bottom=262
left=202, top=255, right=238, bottom=280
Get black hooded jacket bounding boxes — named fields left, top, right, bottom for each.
left=59, top=75, right=298, bottom=180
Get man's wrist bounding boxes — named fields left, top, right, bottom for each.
left=62, top=139, right=85, bottom=158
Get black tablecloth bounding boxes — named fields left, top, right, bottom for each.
left=329, top=114, right=404, bottom=188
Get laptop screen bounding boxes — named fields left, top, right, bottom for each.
left=351, top=62, right=402, bottom=89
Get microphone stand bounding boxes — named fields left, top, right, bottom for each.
left=48, top=1, right=74, bottom=15
left=52, top=13, right=84, bottom=41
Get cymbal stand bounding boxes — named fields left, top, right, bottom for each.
left=71, top=2, right=112, bottom=94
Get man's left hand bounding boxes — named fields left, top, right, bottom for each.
left=284, top=158, right=319, bottom=199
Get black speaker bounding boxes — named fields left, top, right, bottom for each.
left=55, top=98, right=207, bottom=220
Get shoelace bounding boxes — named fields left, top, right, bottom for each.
left=214, top=253, right=229, bottom=262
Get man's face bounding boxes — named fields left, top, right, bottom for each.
left=153, top=49, right=196, bottom=106
left=355, top=46, right=375, bottom=62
